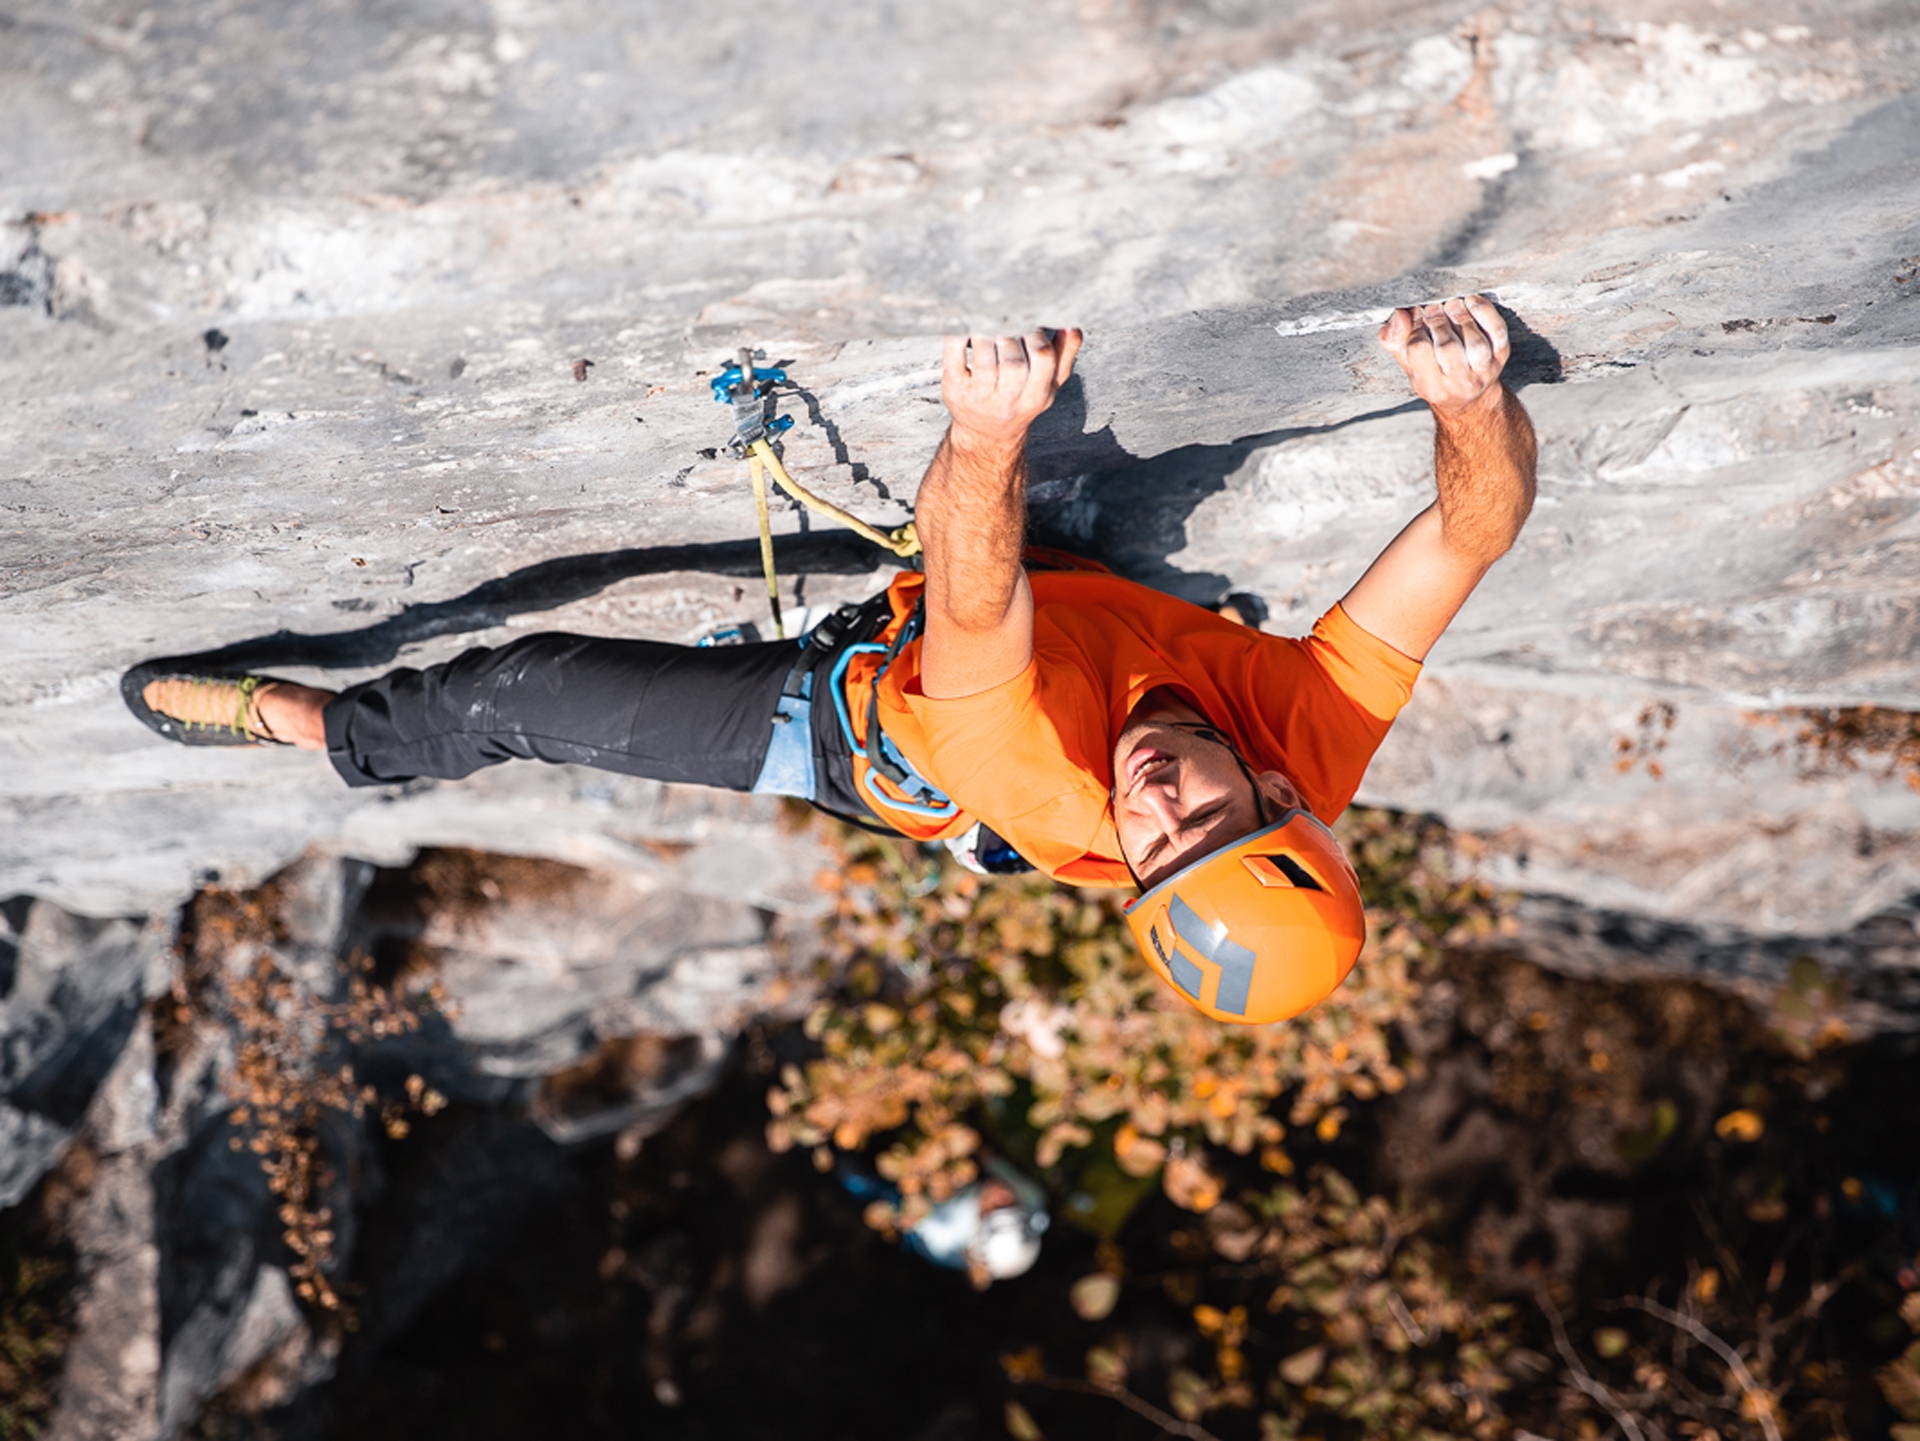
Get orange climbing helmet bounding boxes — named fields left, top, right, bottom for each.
left=1122, top=808, right=1366, bottom=1025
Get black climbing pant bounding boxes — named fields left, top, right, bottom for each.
left=321, top=628, right=879, bottom=825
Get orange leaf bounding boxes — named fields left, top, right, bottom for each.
left=1000, top=1347, right=1045, bottom=1383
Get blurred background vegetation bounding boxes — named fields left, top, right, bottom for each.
left=154, top=805, right=1915, bottom=1441
left=749, top=809, right=1918, bottom=1440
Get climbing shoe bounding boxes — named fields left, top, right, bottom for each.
left=121, top=662, right=293, bottom=747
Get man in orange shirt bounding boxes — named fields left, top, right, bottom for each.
left=854, top=295, right=1534, bottom=1022
left=130, top=297, right=1535, bottom=1024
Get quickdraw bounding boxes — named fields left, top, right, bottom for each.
left=711, top=348, right=920, bottom=640
left=707, top=349, right=953, bottom=822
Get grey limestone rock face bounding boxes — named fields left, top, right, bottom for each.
left=0, top=897, right=169, bottom=1207
left=2, top=0, right=1915, bottom=943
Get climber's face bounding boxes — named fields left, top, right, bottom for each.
left=1111, top=691, right=1304, bottom=890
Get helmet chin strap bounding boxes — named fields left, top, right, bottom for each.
left=1115, top=720, right=1273, bottom=888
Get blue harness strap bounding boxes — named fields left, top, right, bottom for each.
left=749, top=593, right=948, bottom=813
left=750, top=664, right=817, bottom=799
left=826, top=643, right=959, bottom=819
left=827, top=603, right=960, bottom=821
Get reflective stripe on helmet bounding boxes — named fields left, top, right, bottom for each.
left=1167, top=893, right=1259, bottom=1018
left=1146, top=917, right=1206, bottom=1004
left=1125, top=808, right=1364, bottom=1025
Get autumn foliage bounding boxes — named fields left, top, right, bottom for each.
left=169, top=881, right=454, bottom=1319
left=769, top=808, right=1515, bottom=1437
left=770, top=809, right=1497, bottom=1225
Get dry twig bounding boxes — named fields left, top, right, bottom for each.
left=1627, top=1296, right=1783, bottom=1441
left=1537, top=1290, right=1648, bottom=1441
left=1024, top=1375, right=1225, bottom=1441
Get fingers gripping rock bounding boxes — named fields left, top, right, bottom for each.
left=1378, top=293, right=1509, bottom=414
left=941, top=327, right=1085, bottom=450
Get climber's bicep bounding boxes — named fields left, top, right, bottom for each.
left=1336, top=503, right=1495, bottom=663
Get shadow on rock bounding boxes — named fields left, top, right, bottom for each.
left=1025, top=297, right=1560, bottom=602
left=1030, top=398, right=1428, bottom=604
left=131, top=300, right=1563, bottom=683
left=127, top=533, right=889, bottom=678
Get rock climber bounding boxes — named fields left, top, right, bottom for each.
left=127, top=296, right=1537, bottom=1024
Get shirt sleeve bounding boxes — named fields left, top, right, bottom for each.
left=886, top=643, right=1117, bottom=874
left=1236, top=603, right=1422, bottom=823
left=1306, top=602, right=1422, bottom=721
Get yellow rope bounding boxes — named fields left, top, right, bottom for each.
left=748, top=448, right=785, bottom=639
left=746, top=437, right=920, bottom=559
left=730, top=418, right=917, bottom=640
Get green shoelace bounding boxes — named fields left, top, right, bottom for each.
left=172, top=674, right=270, bottom=740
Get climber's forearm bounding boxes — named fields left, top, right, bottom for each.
left=917, top=427, right=1032, bottom=635
left=1430, top=384, right=1537, bottom=564
left=1343, top=298, right=1533, bottom=660
left=916, top=328, right=1079, bottom=698
left=914, top=427, right=1035, bottom=699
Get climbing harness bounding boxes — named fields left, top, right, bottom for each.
left=748, top=590, right=891, bottom=802
left=743, top=587, right=958, bottom=822
left=710, top=348, right=920, bottom=640
left=827, top=598, right=959, bottom=821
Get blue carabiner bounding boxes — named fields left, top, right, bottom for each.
left=709, top=365, right=789, bottom=403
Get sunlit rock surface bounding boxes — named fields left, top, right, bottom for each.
left=5, top=0, right=1917, bottom=939
left=5, top=0, right=1917, bottom=941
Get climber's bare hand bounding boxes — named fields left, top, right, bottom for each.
left=941, top=328, right=1084, bottom=453
left=1378, top=295, right=1508, bottom=415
